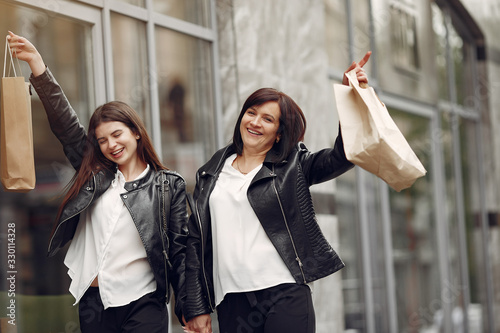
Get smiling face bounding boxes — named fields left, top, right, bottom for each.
left=239, top=101, right=281, bottom=155
left=95, top=121, right=140, bottom=170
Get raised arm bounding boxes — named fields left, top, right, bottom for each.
left=7, top=31, right=45, bottom=77
left=7, top=31, right=87, bottom=169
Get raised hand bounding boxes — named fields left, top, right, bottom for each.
left=6, top=31, right=46, bottom=77
left=342, top=51, right=371, bottom=86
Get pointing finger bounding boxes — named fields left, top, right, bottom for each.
left=358, top=51, right=372, bottom=68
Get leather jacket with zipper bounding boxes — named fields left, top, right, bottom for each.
left=184, top=134, right=354, bottom=321
left=29, top=68, right=188, bottom=321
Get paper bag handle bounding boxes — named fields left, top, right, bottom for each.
left=346, top=68, right=385, bottom=106
left=346, top=68, right=369, bottom=89
left=3, top=35, right=23, bottom=78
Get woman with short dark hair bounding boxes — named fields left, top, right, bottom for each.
left=184, top=52, right=371, bottom=333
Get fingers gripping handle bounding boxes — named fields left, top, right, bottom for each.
left=3, top=36, right=23, bottom=78
left=346, top=69, right=369, bottom=89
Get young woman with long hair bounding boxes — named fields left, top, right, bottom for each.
left=7, top=31, right=187, bottom=333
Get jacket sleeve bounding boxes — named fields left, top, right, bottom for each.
left=29, top=67, right=87, bottom=170
left=300, top=126, right=354, bottom=185
left=167, top=174, right=189, bottom=324
left=184, top=175, right=213, bottom=322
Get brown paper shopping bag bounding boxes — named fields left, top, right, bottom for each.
left=1, top=36, right=35, bottom=192
left=334, top=69, right=426, bottom=192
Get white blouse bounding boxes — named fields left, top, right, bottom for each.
left=64, top=165, right=156, bottom=309
left=209, top=154, right=295, bottom=306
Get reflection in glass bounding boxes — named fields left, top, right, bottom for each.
left=336, top=167, right=366, bottom=331
left=388, top=110, right=437, bottom=333
left=449, top=25, right=473, bottom=107
left=441, top=111, right=467, bottom=331
left=0, top=3, right=93, bottom=332
left=155, top=27, right=216, bottom=192
left=111, top=13, right=151, bottom=131
left=431, top=3, right=449, bottom=101
left=432, top=3, right=474, bottom=108
left=459, top=119, right=486, bottom=332
left=390, top=4, right=420, bottom=70
left=365, top=174, right=390, bottom=333
left=153, top=0, right=211, bottom=27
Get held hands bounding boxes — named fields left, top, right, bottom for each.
left=184, top=314, right=212, bottom=333
left=342, top=51, right=371, bottom=87
left=6, top=31, right=45, bottom=77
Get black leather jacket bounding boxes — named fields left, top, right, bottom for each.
left=184, top=135, right=354, bottom=321
left=30, top=68, right=187, bottom=321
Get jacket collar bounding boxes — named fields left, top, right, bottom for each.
left=200, top=145, right=235, bottom=177
left=97, top=165, right=154, bottom=192
left=123, top=166, right=155, bottom=191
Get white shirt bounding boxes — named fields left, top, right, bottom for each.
left=210, top=154, right=295, bottom=306
left=64, top=165, right=156, bottom=308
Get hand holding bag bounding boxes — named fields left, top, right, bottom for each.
left=334, top=69, right=426, bottom=192
left=1, top=36, right=36, bottom=192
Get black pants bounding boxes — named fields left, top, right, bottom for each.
left=217, top=283, right=315, bottom=333
left=78, top=287, right=167, bottom=333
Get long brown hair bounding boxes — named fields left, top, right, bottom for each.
left=232, top=88, right=307, bottom=162
left=54, top=101, right=166, bottom=226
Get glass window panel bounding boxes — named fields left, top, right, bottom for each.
left=441, top=111, right=467, bottom=331
left=449, top=26, right=465, bottom=104
left=324, top=0, right=350, bottom=71
left=110, top=13, right=151, bottom=131
left=153, top=0, right=211, bottom=28
left=337, top=168, right=366, bottom=331
left=365, top=175, right=390, bottom=333
left=155, top=27, right=216, bottom=193
left=377, top=1, right=437, bottom=104
left=460, top=119, right=487, bottom=332
left=432, top=3, right=475, bottom=107
left=387, top=110, right=437, bottom=333
left=390, top=4, right=420, bottom=71
left=431, top=3, right=449, bottom=101
left=449, top=24, right=474, bottom=107
left=0, top=3, right=93, bottom=332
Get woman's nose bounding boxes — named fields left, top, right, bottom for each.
left=108, top=138, right=117, bottom=149
left=250, top=116, right=261, bottom=127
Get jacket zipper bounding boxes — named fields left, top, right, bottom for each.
left=271, top=165, right=308, bottom=284
left=161, top=178, right=172, bottom=268
left=47, top=173, right=97, bottom=254
left=196, top=200, right=215, bottom=311
left=161, top=176, right=172, bottom=301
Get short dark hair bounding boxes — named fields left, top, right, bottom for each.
left=232, top=88, right=306, bottom=162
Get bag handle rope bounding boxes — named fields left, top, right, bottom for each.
left=3, top=35, right=24, bottom=78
